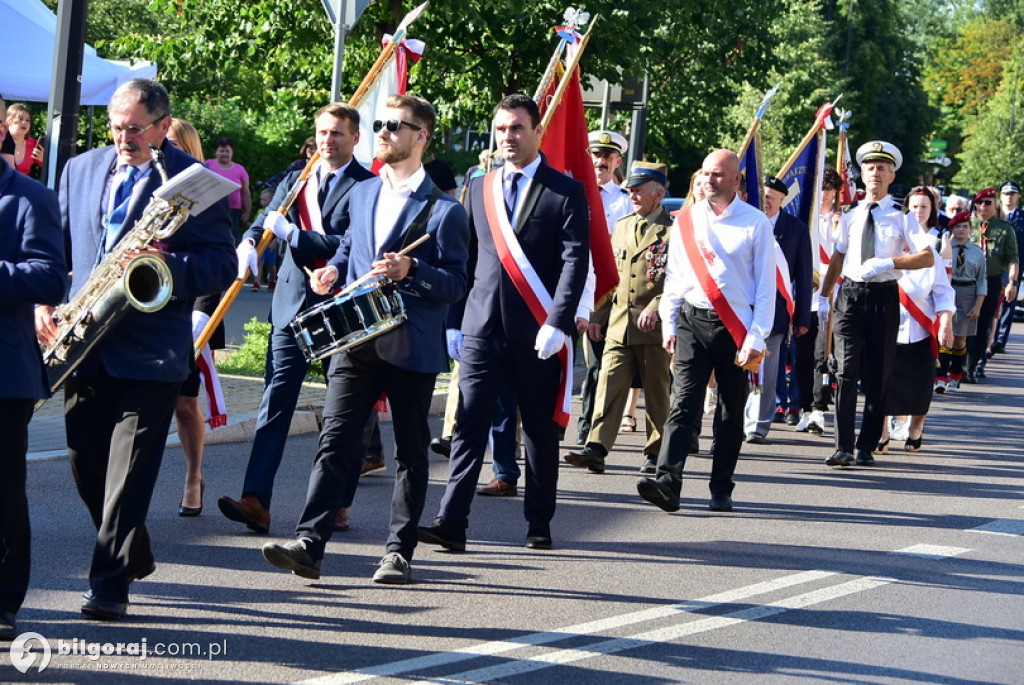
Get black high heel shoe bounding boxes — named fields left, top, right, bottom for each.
left=178, top=480, right=204, bottom=517
left=904, top=436, right=923, bottom=452
left=873, top=439, right=890, bottom=455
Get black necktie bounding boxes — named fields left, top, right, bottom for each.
left=504, top=172, right=522, bottom=220
left=318, top=171, right=335, bottom=208
left=860, top=202, right=878, bottom=264
left=955, top=244, right=966, bottom=275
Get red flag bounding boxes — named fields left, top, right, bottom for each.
left=538, top=68, right=619, bottom=301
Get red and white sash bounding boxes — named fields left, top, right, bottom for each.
left=481, top=170, right=573, bottom=427
left=898, top=287, right=939, bottom=359
left=774, top=242, right=795, bottom=325
left=676, top=207, right=748, bottom=350
left=295, top=170, right=328, bottom=268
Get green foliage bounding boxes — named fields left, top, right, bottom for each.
left=954, top=43, right=1024, bottom=190
left=217, top=317, right=324, bottom=381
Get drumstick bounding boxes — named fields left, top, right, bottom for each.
left=340, top=234, right=432, bottom=295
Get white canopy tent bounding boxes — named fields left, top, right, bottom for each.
left=0, top=0, right=156, bottom=106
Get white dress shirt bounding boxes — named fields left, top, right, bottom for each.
left=659, top=194, right=776, bottom=352
left=374, top=164, right=426, bottom=254
left=896, top=249, right=955, bottom=344
left=835, top=195, right=933, bottom=283
left=600, top=180, right=631, bottom=231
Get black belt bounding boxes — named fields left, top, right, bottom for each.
left=684, top=302, right=721, bottom=321
left=842, top=279, right=897, bottom=290
left=951, top=279, right=975, bottom=286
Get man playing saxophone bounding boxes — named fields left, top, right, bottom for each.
left=35, top=79, right=236, bottom=621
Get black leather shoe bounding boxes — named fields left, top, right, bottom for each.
left=82, top=595, right=128, bottom=621
left=855, top=450, right=876, bottom=466
left=525, top=522, right=552, bottom=549
left=563, top=445, right=606, bottom=473
left=417, top=517, right=466, bottom=552
left=639, top=459, right=657, bottom=475
left=636, top=477, right=680, bottom=512
left=262, top=539, right=322, bottom=579
left=0, top=611, right=17, bottom=640
left=709, top=495, right=733, bottom=512
left=429, top=437, right=451, bottom=458
left=975, top=368, right=987, bottom=379
left=178, top=480, right=204, bottom=517
left=825, top=450, right=855, bottom=467
left=689, top=431, right=701, bottom=455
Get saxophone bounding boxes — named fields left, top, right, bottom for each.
left=40, top=145, right=196, bottom=400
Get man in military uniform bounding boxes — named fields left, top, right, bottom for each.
left=577, top=129, right=632, bottom=444
left=565, top=162, right=673, bottom=474
left=818, top=141, right=934, bottom=468
left=966, top=187, right=1019, bottom=380
left=992, top=181, right=1023, bottom=353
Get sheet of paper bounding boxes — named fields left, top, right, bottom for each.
left=154, top=163, right=239, bottom=215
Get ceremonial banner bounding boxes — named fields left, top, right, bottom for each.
left=738, top=132, right=764, bottom=211
left=779, top=131, right=821, bottom=226
left=538, top=55, right=618, bottom=301
left=353, top=36, right=425, bottom=169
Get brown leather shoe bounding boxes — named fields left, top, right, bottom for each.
left=477, top=478, right=517, bottom=497
left=334, top=507, right=350, bottom=531
left=360, top=458, right=386, bottom=476
left=217, top=494, right=270, bottom=534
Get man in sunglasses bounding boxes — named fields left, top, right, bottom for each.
left=417, top=93, right=590, bottom=552
left=219, top=102, right=374, bottom=536
left=262, top=94, right=469, bottom=585
left=35, top=79, right=236, bottom=620
left=966, top=187, right=1019, bottom=381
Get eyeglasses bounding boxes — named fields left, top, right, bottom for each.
left=975, top=199, right=994, bottom=207
left=108, top=115, right=165, bottom=136
left=372, top=119, right=421, bottom=134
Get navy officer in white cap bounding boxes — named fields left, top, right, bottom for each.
left=577, top=130, right=632, bottom=444
left=818, top=140, right=935, bottom=468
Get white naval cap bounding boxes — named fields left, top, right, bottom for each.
left=855, top=140, right=903, bottom=171
left=587, top=130, right=628, bottom=156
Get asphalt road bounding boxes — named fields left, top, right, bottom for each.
left=3, top=328, right=1023, bottom=684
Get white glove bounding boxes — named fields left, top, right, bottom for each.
left=191, top=310, right=212, bottom=342
left=535, top=324, right=568, bottom=360
left=264, top=212, right=299, bottom=247
left=446, top=329, right=464, bottom=361
left=236, top=240, right=259, bottom=280
left=816, top=294, right=830, bottom=327
left=858, top=257, right=894, bottom=281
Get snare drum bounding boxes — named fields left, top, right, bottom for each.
left=290, top=279, right=407, bottom=362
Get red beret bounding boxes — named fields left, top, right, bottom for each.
left=949, top=210, right=972, bottom=227
left=974, top=187, right=996, bottom=202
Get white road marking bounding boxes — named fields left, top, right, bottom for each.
left=892, top=545, right=970, bottom=559
left=295, top=569, right=837, bottom=685
left=968, top=520, right=1024, bottom=537
left=409, top=577, right=894, bottom=684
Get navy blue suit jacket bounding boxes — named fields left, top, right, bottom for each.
left=454, top=162, right=589, bottom=343
left=773, top=211, right=812, bottom=334
left=0, top=160, right=68, bottom=399
left=327, top=171, right=469, bottom=374
left=246, top=160, right=375, bottom=330
left=59, top=141, right=236, bottom=383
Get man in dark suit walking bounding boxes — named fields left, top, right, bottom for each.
left=417, top=93, right=590, bottom=551
left=219, top=103, right=374, bottom=534
left=0, top=95, right=68, bottom=639
left=35, top=79, right=236, bottom=620
left=261, top=94, right=469, bottom=584
left=743, top=175, right=812, bottom=442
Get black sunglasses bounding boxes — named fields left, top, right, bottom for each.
left=975, top=199, right=994, bottom=206
left=373, top=119, right=422, bottom=134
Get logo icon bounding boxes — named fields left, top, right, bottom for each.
left=10, top=632, right=52, bottom=673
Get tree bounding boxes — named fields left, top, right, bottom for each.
left=954, top=41, right=1024, bottom=189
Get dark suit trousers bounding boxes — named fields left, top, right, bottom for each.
left=796, top=317, right=832, bottom=412
left=967, top=277, right=1003, bottom=371
left=295, top=344, right=435, bottom=561
left=439, top=333, right=562, bottom=529
left=0, top=399, right=34, bottom=614
left=242, top=326, right=311, bottom=508
left=66, top=370, right=180, bottom=603
left=832, top=281, right=899, bottom=454
left=655, top=306, right=747, bottom=497
left=577, top=336, right=604, bottom=439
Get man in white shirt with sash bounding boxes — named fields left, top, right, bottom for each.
left=418, top=94, right=589, bottom=551
left=818, top=140, right=934, bottom=468
left=638, top=149, right=775, bottom=513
